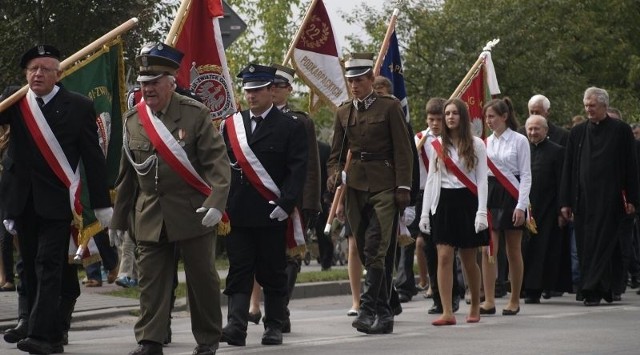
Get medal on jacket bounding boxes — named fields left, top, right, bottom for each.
left=178, top=128, right=186, bottom=146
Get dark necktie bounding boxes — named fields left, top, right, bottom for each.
left=251, top=116, right=263, bottom=133
left=356, top=100, right=365, bottom=112
left=36, top=97, right=45, bottom=108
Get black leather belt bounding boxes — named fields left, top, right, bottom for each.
left=352, top=151, right=393, bottom=161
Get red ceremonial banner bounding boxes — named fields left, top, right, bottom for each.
left=459, top=65, right=490, bottom=139
left=174, top=0, right=235, bottom=119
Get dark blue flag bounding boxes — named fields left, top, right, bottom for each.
left=380, top=30, right=410, bottom=123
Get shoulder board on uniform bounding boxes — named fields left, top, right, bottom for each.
left=285, top=110, right=310, bottom=121
left=378, top=94, right=399, bottom=101
left=339, top=99, right=352, bottom=107
left=178, top=95, right=205, bottom=108
left=124, top=107, right=137, bottom=118
left=282, top=111, right=299, bottom=121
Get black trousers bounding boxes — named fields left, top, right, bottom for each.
left=224, top=226, right=287, bottom=298
left=15, top=195, right=73, bottom=343
left=315, top=205, right=334, bottom=270
left=0, top=227, right=14, bottom=284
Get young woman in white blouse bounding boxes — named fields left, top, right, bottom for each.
left=419, top=98, right=489, bottom=325
left=481, top=98, right=531, bottom=316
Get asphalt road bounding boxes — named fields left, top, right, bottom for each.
left=2, top=291, right=639, bottom=354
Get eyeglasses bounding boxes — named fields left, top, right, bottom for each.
left=26, top=66, right=58, bottom=74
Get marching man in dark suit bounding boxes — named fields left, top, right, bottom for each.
left=327, top=53, right=413, bottom=334
left=221, top=64, right=308, bottom=346
left=110, top=43, right=231, bottom=355
left=0, top=45, right=112, bottom=354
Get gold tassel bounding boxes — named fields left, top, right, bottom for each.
left=217, top=220, right=231, bottom=236
left=287, top=244, right=307, bottom=258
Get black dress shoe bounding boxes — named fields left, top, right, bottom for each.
left=479, top=306, right=496, bottom=315
left=4, top=318, right=28, bottom=343
left=427, top=303, right=443, bottom=314
left=128, top=341, right=163, bottom=355
left=192, top=344, right=218, bottom=355
left=583, top=298, right=601, bottom=307
left=502, top=307, right=520, bottom=316
left=612, top=293, right=621, bottom=302
left=524, top=297, right=540, bottom=304
left=282, top=317, right=291, bottom=333
left=52, top=341, right=64, bottom=354
left=221, top=325, right=246, bottom=346
left=247, top=310, right=262, bottom=325
left=398, top=293, right=411, bottom=303
left=392, top=304, right=403, bottom=316
left=261, top=327, right=283, bottom=345
left=17, top=337, right=56, bottom=355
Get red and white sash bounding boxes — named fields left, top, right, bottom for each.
left=486, top=156, right=536, bottom=231
left=19, top=94, right=82, bottom=216
left=432, top=140, right=478, bottom=196
left=136, top=102, right=212, bottom=196
left=486, top=158, right=519, bottom=201
left=19, top=92, right=100, bottom=262
left=224, top=112, right=305, bottom=249
left=415, top=131, right=429, bottom=172
left=432, top=139, right=494, bottom=256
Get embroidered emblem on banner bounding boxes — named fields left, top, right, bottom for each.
left=189, top=63, right=233, bottom=118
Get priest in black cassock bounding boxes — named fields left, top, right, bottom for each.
left=560, top=87, right=639, bottom=306
left=523, top=115, right=573, bottom=304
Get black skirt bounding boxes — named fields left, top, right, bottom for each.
left=487, top=176, right=524, bottom=230
left=432, top=188, right=489, bottom=249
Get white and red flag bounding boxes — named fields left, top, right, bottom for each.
left=454, top=40, right=501, bottom=138
left=172, top=0, right=236, bottom=120
left=287, top=0, right=349, bottom=110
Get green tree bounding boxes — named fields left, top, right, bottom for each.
left=345, top=0, right=640, bottom=129
left=0, top=0, right=178, bottom=88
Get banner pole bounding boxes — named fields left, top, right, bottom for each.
left=0, top=17, right=139, bottom=113
left=373, top=9, right=400, bottom=76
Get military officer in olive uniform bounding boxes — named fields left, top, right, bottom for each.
left=327, top=53, right=413, bottom=334
left=110, top=43, right=231, bottom=355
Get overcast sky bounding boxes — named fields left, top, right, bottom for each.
left=321, top=0, right=385, bottom=51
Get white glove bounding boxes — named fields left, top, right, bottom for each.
left=196, top=207, right=223, bottom=227
left=341, top=170, right=347, bottom=184
left=268, top=201, right=289, bottom=221
left=94, top=207, right=113, bottom=228
left=419, top=215, right=431, bottom=235
left=3, top=219, right=17, bottom=236
left=403, top=206, right=416, bottom=225
left=109, top=229, right=125, bottom=247
left=474, top=210, right=489, bottom=233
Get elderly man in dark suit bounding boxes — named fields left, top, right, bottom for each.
left=327, top=53, right=413, bottom=335
left=0, top=45, right=112, bottom=354
left=221, top=64, right=308, bottom=347
left=110, top=43, right=231, bottom=355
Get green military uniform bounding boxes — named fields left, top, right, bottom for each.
left=111, top=92, right=231, bottom=346
left=328, top=58, right=413, bottom=334
left=328, top=92, right=413, bottom=269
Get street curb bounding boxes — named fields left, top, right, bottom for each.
left=0, top=280, right=354, bottom=331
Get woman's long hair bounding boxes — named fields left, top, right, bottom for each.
left=441, top=98, right=477, bottom=171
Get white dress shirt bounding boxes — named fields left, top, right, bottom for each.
left=486, top=128, right=531, bottom=211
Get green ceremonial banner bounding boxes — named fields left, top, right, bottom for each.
left=60, top=39, right=125, bottom=246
